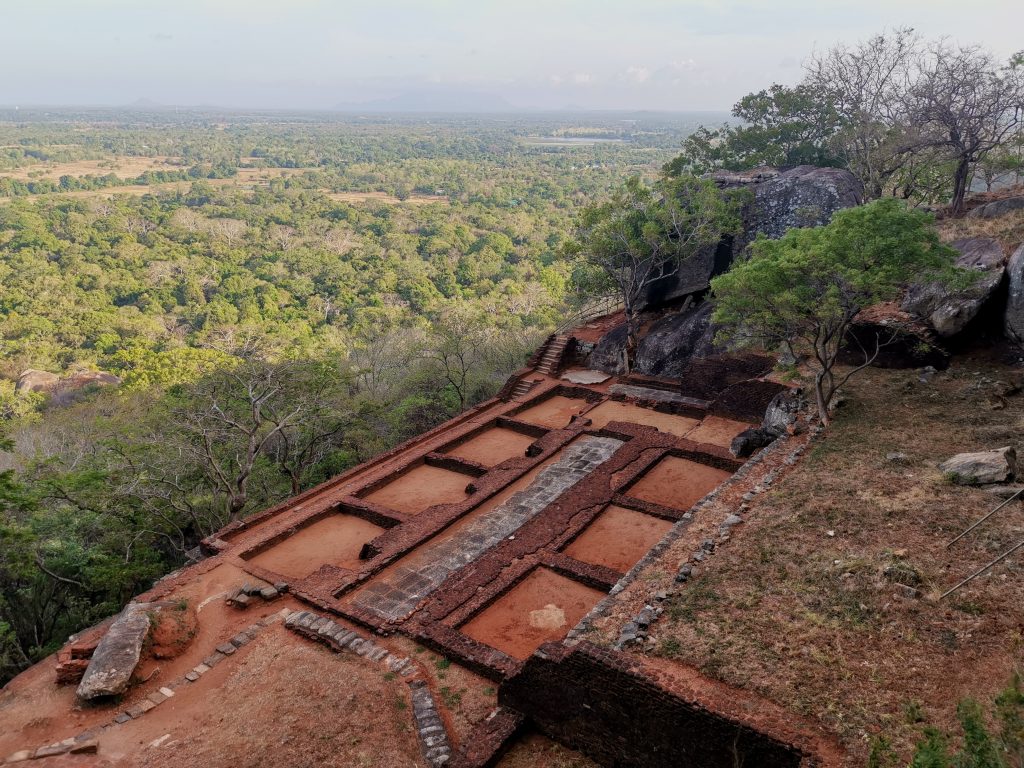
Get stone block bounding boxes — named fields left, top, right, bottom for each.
left=76, top=602, right=154, bottom=700
left=147, top=691, right=167, bottom=705
left=4, top=750, right=33, bottom=763
left=216, top=643, right=236, bottom=655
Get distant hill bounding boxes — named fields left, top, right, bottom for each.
left=334, top=90, right=518, bottom=113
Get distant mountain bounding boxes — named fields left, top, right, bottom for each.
left=334, top=90, right=519, bottom=113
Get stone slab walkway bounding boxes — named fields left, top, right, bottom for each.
left=352, top=435, right=623, bottom=622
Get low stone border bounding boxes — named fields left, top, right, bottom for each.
left=4, top=608, right=290, bottom=764
left=411, top=680, right=454, bottom=767
left=284, top=609, right=453, bottom=765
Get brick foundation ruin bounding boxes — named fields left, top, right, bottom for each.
left=8, top=325, right=843, bottom=767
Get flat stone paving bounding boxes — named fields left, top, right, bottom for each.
left=352, top=435, right=623, bottom=622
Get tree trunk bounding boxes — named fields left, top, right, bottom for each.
left=623, top=302, right=637, bottom=375
left=814, top=371, right=831, bottom=427
left=950, top=157, right=971, bottom=215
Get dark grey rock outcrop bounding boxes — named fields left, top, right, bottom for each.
left=1005, top=243, right=1024, bottom=343
left=588, top=323, right=629, bottom=375
left=901, top=237, right=1005, bottom=337
left=633, top=302, right=719, bottom=378
left=645, top=165, right=863, bottom=307
left=717, top=165, right=864, bottom=247
left=967, top=196, right=1024, bottom=219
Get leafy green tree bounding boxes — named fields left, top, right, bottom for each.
left=569, top=175, right=741, bottom=371
left=711, top=198, right=958, bottom=425
left=667, top=84, right=844, bottom=175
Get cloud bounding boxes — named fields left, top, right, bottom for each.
left=623, top=65, right=651, bottom=83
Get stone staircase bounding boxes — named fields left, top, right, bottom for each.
left=536, top=334, right=570, bottom=376
left=508, top=377, right=541, bottom=399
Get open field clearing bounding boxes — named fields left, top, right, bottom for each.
left=0, top=155, right=181, bottom=180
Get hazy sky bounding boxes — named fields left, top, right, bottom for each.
left=2, top=0, right=1022, bottom=111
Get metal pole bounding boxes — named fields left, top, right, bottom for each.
left=946, top=487, right=1024, bottom=548
left=940, top=538, right=1024, bottom=600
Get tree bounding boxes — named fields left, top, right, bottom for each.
left=569, top=175, right=741, bottom=372
left=668, top=84, right=843, bottom=175
left=804, top=28, right=923, bottom=199
left=911, top=42, right=1024, bottom=214
left=711, top=198, right=958, bottom=425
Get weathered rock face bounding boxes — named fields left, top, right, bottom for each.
left=967, top=196, right=1024, bottom=219
left=588, top=323, right=629, bottom=375
left=939, top=447, right=1017, bottom=485
left=902, top=238, right=1005, bottom=338
left=718, top=165, right=864, bottom=247
left=1005, top=243, right=1024, bottom=343
left=15, top=369, right=59, bottom=393
left=762, top=389, right=802, bottom=437
left=633, top=302, right=719, bottom=378
left=644, top=165, right=863, bottom=308
left=77, top=602, right=153, bottom=700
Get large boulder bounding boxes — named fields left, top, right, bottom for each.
left=77, top=602, right=154, bottom=700
left=633, top=302, right=719, bottom=378
left=15, top=369, right=59, bottom=393
left=644, top=165, right=863, bottom=307
left=901, top=237, right=1005, bottom=338
left=939, top=447, right=1017, bottom=485
left=967, top=196, right=1024, bottom=220
left=721, top=165, right=864, bottom=248
left=1006, top=243, right=1024, bottom=343
left=588, top=323, right=629, bottom=374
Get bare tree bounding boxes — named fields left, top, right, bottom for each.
left=911, top=42, right=1024, bottom=214
left=805, top=28, right=924, bottom=199
left=421, top=308, right=492, bottom=412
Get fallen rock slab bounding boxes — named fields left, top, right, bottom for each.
left=76, top=602, right=154, bottom=700
left=939, top=447, right=1017, bottom=485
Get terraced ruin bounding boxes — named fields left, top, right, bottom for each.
left=0, top=325, right=840, bottom=768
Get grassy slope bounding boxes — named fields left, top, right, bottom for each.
left=639, top=352, right=1024, bottom=764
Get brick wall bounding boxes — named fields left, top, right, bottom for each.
left=500, top=642, right=807, bottom=768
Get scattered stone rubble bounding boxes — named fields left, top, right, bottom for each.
left=7, top=608, right=290, bottom=764
left=225, top=581, right=287, bottom=608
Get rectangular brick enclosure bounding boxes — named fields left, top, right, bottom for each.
left=196, top=361, right=781, bottom=682
left=562, top=504, right=674, bottom=573
left=459, top=567, right=606, bottom=660
left=246, top=513, right=385, bottom=580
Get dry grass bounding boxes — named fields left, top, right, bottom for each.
left=938, top=208, right=1024, bottom=256
left=0, top=156, right=180, bottom=181
left=636, top=350, right=1024, bottom=765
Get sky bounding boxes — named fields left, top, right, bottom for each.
left=1, top=0, right=1022, bottom=111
